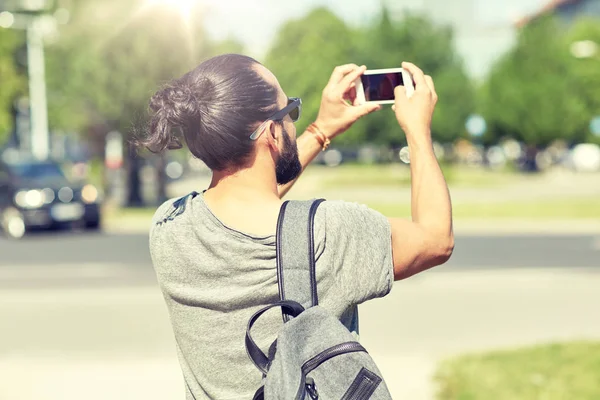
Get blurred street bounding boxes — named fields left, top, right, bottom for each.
left=1, top=0, right=600, bottom=398
left=1, top=231, right=599, bottom=399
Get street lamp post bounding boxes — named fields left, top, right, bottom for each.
left=0, top=0, right=56, bottom=161
left=26, top=15, right=49, bottom=161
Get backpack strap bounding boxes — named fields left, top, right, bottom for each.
left=245, top=300, right=305, bottom=375
left=276, top=198, right=325, bottom=321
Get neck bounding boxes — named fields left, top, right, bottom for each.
left=207, top=163, right=280, bottom=203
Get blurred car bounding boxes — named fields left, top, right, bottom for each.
left=0, top=157, right=102, bottom=239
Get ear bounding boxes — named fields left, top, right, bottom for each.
left=265, top=121, right=280, bottom=152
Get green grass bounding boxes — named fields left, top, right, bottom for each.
left=102, top=163, right=600, bottom=221
left=104, top=206, right=156, bottom=219
left=313, top=164, right=412, bottom=188
left=435, top=341, right=600, bottom=400
left=308, top=164, right=517, bottom=189
left=368, top=198, right=600, bottom=219
left=104, top=197, right=600, bottom=223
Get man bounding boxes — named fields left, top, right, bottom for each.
left=142, top=53, right=453, bottom=399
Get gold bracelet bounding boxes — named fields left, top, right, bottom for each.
left=307, top=123, right=331, bottom=151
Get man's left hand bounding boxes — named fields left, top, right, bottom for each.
left=314, top=64, right=382, bottom=139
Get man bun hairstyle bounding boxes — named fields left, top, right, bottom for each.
left=138, top=54, right=280, bottom=171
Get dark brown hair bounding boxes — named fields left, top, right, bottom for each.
left=138, top=54, right=279, bottom=171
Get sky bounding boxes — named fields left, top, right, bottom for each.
left=198, top=0, right=550, bottom=78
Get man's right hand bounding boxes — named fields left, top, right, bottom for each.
left=393, top=62, right=438, bottom=141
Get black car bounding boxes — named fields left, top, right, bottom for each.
left=0, top=157, right=101, bottom=239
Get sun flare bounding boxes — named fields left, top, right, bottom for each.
left=146, top=0, right=199, bottom=17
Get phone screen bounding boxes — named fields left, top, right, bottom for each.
left=360, top=72, right=405, bottom=102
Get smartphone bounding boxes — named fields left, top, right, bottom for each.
left=354, top=68, right=415, bottom=105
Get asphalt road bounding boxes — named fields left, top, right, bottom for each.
left=0, top=231, right=598, bottom=288
left=2, top=231, right=599, bottom=268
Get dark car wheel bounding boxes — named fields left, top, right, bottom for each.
left=1, top=207, right=27, bottom=240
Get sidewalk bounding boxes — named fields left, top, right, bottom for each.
left=102, top=214, right=600, bottom=235
left=2, top=267, right=599, bottom=400
left=359, top=267, right=600, bottom=399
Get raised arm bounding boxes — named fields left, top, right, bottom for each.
left=278, top=64, right=380, bottom=198
left=388, top=62, right=454, bottom=280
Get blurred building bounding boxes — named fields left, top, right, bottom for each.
left=516, top=0, right=600, bottom=27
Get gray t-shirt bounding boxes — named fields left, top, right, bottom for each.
left=149, top=191, right=394, bottom=399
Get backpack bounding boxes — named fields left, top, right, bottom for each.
left=245, top=199, right=393, bottom=400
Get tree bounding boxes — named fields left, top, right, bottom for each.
left=0, top=28, right=25, bottom=146
left=44, top=0, right=242, bottom=205
left=264, top=6, right=474, bottom=149
left=265, top=7, right=357, bottom=140
left=45, top=0, right=195, bottom=205
left=46, top=0, right=206, bottom=134
left=482, top=16, right=588, bottom=148
left=355, top=10, right=475, bottom=147
left=567, top=17, right=600, bottom=144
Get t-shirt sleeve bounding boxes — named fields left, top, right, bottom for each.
left=321, top=200, right=394, bottom=306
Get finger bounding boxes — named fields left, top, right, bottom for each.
left=424, top=75, right=435, bottom=92
left=424, top=75, right=438, bottom=102
left=401, top=62, right=427, bottom=89
left=394, top=85, right=408, bottom=105
left=337, top=65, right=366, bottom=95
left=354, top=103, right=382, bottom=118
left=328, top=64, right=359, bottom=86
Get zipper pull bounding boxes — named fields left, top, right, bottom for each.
left=305, top=377, right=319, bottom=400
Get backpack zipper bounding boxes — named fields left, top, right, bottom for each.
left=294, top=342, right=367, bottom=400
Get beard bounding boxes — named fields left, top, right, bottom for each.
left=276, top=127, right=302, bottom=185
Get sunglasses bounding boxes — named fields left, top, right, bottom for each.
left=249, top=97, right=302, bottom=140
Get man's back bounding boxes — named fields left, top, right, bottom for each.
left=149, top=192, right=393, bottom=399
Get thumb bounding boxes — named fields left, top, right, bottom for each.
left=394, top=85, right=409, bottom=107
left=354, top=103, right=381, bottom=118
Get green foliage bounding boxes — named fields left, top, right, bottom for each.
left=46, top=1, right=191, bottom=134
left=567, top=17, right=600, bottom=144
left=360, top=11, right=475, bottom=146
left=265, top=7, right=356, bottom=141
left=482, top=16, right=590, bottom=147
left=435, top=341, right=600, bottom=400
left=265, top=7, right=475, bottom=147
left=7, top=2, right=599, bottom=154
left=44, top=0, right=243, bottom=143
left=0, top=28, right=25, bottom=144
